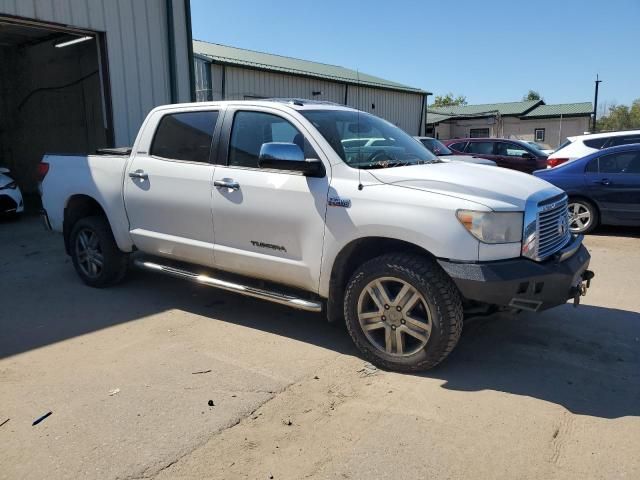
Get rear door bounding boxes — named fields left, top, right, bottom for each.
left=124, top=108, right=221, bottom=267
left=586, top=150, right=640, bottom=223
left=210, top=106, right=330, bottom=292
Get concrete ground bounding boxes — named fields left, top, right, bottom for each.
left=1, top=215, right=639, bottom=480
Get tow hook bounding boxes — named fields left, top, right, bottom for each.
left=571, top=270, right=595, bottom=307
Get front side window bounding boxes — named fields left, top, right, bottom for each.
left=301, top=110, right=437, bottom=169
left=466, top=141, right=495, bottom=155
left=151, top=111, right=218, bottom=162
left=496, top=142, right=529, bottom=157
left=609, top=135, right=640, bottom=147
left=228, top=111, right=307, bottom=168
left=598, top=151, right=640, bottom=174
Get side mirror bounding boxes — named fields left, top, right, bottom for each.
left=258, top=142, right=325, bottom=177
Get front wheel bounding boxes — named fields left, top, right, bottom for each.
left=69, top=216, right=129, bottom=287
left=344, top=253, right=463, bottom=372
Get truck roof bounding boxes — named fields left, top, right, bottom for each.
left=149, top=99, right=360, bottom=114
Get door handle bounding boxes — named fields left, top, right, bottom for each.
left=129, top=170, right=148, bottom=180
left=214, top=179, right=240, bottom=190
left=594, top=178, right=612, bottom=186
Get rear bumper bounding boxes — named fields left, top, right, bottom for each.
left=438, top=235, right=592, bottom=312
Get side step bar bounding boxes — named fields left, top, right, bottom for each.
left=133, top=259, right=323, bottom=313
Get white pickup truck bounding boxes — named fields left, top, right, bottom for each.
left=40, top=99, right=594, bottom=371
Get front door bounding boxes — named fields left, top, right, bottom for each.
left=587, top=150, right=640, bottom=223
left=211, top=107, right=330, bottom=292
left=124, top=109, right=220, bottom=267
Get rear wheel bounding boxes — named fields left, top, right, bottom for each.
left=70, top=216, right=129, bottom=287
left=344, top=253, right=463, bottom=372
left=568, top=199, right=598, bottom=234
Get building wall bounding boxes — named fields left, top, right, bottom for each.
left=433, top=115, right=590, bottom=149
left=0, top=0, right=192, bottom=146
left=197, top=62, right=426, bottom=135
left=346, top=85, right=424, bottom=135
left=504, top=117, right=590, bottom=149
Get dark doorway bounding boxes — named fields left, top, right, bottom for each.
left=0, top=18, right=112, bottom=195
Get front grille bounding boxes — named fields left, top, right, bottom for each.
left=536, top=195, right=571, bottom=260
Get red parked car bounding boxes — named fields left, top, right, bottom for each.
left=442, top=138, right=548, bottom=173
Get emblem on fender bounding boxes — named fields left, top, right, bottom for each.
left=328, top=196, right=351, bottom=208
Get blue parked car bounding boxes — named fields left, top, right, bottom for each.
left=533, top=144, right=640, bottom=234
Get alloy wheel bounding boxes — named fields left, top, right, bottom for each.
left=568, top=202, right=592, bottom=233
left=357, top=276, right=432, bottom=356
left=75, top=228, right=104, bottom=278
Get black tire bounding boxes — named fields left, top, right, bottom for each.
left=69, top=215, right=129, bottom=288
left=568, top=198, right=599, bottom=234
left=344, top=253, right=463, bottom=372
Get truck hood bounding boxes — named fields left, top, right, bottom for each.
left=368, top=162, right=559, bottom=211
left=438, top=154, right=496, bottom=166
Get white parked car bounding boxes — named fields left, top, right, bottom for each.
left=414, top=137, right=496, bottom=166
left=547, top=130, right=640, bottom=168
left=40, top=100, right=594, bottom=372
left=0, top=167, right=24, bottom=216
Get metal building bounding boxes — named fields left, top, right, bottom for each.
left=0, top=0, right=194, bottom=192
left=193, top=40, right=428, bottom=136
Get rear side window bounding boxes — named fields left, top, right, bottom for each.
left=466, top=142, right=495, bottom=155
left=151, top=111, right=218, bottom=162
left=585, top=158, right=599, bottom=173
left=448, top=142, right=467, bottom=152
left=584, top=137, right=609, bottom=149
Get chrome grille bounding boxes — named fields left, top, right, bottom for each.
left=535, top=195, right=571, bottom=260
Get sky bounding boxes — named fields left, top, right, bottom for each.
left=190, top=0, right=639, bottom=109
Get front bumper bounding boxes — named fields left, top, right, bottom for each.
left=438, top=235, right=592, bottom=312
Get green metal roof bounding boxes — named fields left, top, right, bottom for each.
left=425, top=112, right=455, bottom=124
left=193, top=40, right=427, bottom=94
left=429, top=100, right=541, bottom=118
left=521, top=102, right=593, bottom=118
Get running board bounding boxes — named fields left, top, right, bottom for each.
left=133, top=259, right=323, bottom=313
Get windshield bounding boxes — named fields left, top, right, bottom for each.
left=526, top=142, right=547, bottom=154
left=420, top=138, right=454, bottom=156
left=301, top=110, right=439, bottom=169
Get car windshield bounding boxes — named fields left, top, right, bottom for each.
left=526, top=142, right=547, bottom=154
left=301, top=110, right=439, bottom=169
left=420, top=138, right=454, bottom=156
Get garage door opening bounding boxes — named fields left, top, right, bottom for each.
left=0, top=18, right=112, bottom=197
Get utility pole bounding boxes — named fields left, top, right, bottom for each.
left=592, top=75, right=602, bottom=132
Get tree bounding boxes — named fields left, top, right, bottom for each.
left=522, top=90, right=542, bottom=101
left=597, top=99, right=640, bottom=131
left=431, top=93, right=467, bottom=109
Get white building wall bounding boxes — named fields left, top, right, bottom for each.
left=0, top=0, right=192, bottom=145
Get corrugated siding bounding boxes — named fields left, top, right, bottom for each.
left=194, top=57, right=211, bottom=101
left=0, top=0, right=191, bottom=145
left=221, top=65, right=346, bottom=104
left=194, top=62, right=424, bottom=135
left=347, top=86, right=424, bottom=135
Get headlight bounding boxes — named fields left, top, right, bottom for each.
left=0, top=181, right=17, bottom=190
left=456, top=210, right=523, bottom=243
